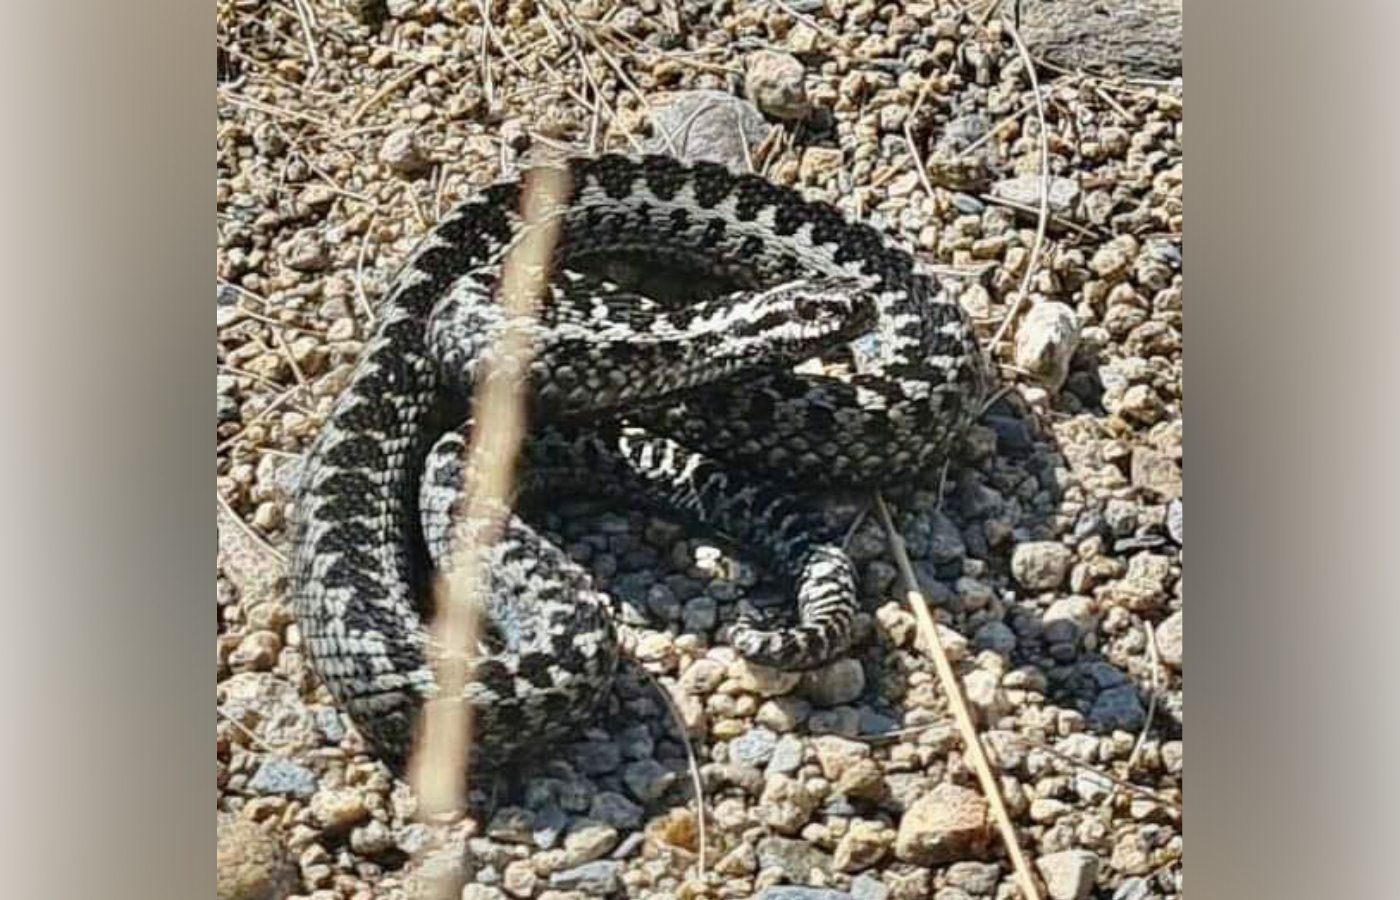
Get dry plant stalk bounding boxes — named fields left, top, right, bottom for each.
left=407, top=166, right=571, bottom=896
left=874, top=495, right=1044, bottom=900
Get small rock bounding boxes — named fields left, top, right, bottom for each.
left=756, top=889, right=854, bottom=900
left=680, top=658, right=726, bottom=694
left=1113, top=877, right=1154, bottom=900
left=349, top=820, right=394, bottom=856
left=758, top=835, right=834, bottom=882
left=803, top=658, right=866, bottom=706
left=1155, top=610, right=1182, bottom=669
left=683, top=595, right=718, bottom=632
left=564, top=820, right=620, bottom=864
left=746, top=51, right=811, bottom=120
left=622, top=758, right=676, bottom=803
left=216, top=816, right=294, bottom=900
left=378, top=127, right=430, bottom=175
left=973, top=621, right=1017, bottom=655
left=758, top=696, right=812, bottom=732
left=572, top=739, right=622, bottom=775
left=1090, top=243, right=1133, bottom=280
left=730, top=726, right=780, bottom=767
left=1014, top=302, right=1080, bottom=391
left=1090, top=685, right=1147, bottom=732
left=1166, top=498, right=1183, bottom=545
left=963, top=670, right=1008, bottom=723
left=645, top=90, right=772, bottom=170
left=283, top=230, right=329, bottom=272
left=1043, top=597, right=1098, bottom=645
left=992, top=175, right=1080, bottom=215
left=1036, top=850, right=1099, bottom=900
left=834, top=820, right=891, bottom=872
left=801, top=147, right=845, bottom=184
left=945, top=861, right=1001, bottom=894
left=310, top=788, right=369, bottom=834
left=1130, top=446, right=1182, bottom=500
left=836, top=758, right=886, bottom=802
left=894, top=783, right=989, bottom=865
left=767, top=734, right=806, bottom=776
left=589, top=792, right=644, bottom=830
left=728, top=658, right=802, bottom=696
left=503, top=859, right=538, bottom=897
left=550, top=860, right=622, bottom=894
left=246, top=758, right=317, bottom=799
left=812, top=735, right=871, bottom=781
left=1011, top=542, right=1074, bottom=591
left=759, top=774, right=821, bottom=834
left=850, top=873, right=890, bottom=900
left=229, top=631, right=281, bottom=672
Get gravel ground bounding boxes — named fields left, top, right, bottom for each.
left=216, top=3, right=1183, bottom=899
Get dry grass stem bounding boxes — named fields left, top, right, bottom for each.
left=873, top=494, right=1043, bottom=900
left=985, top=15, right=1051, bottom=356
left=642, top=669, right=710, bottom=879
left=408, top=167, right=571, bottom=898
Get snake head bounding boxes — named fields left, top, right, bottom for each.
left=724, top=276, right=879, bottom=364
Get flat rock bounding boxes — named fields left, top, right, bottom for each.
left=1018, top=0, right=1182, bottom=78
left=894, top=783, right=989, bottom=865
left=217, top=816, right=294, bottom=900
left=644, top=90, right=773, bottom=171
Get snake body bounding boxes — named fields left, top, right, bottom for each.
left=290, top=154, right=985, bottom=769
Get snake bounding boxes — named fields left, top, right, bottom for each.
left=288, top=154, right=985, bottom=771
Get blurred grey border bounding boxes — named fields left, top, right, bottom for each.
left=0, top=2, right=1396, bottom=898
left=1189, top=1, right=1400, bottom=897
left=0, top=1, right=209, bottom=897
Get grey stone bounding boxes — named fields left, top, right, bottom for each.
left=766, top=734, right=806, bottom=776
left=945, top=861, right=1001, bottom=895
left=1090, top=685, right=1147, bottom=732
left=1155, top=610, right=1183, bottom=669
left=622, top=758, right=676, bottom=803
left=730, top=726, right=780, bottom=767
left=973, top=621, right=1017, bottom=655
left=757, top=835, right=834, bottom=882
left=745, top=51, right=811, bottom=120
left=850, top=873, right=890, bottom=900
left=803, top=658, right=867, bottom=706
left=1036, top=849, right=1100, bottom=900
left=589, top=792, right=644, bottom=830
left=756, top=889, right=853, bottom=900
left=550, top=860, right=622, bottom=894
left=1113, top=877, right=1153, bottom=900
left=644, top=90, right=773, bottom=171
left=1011, top=542, right=1073, bottom=591
left=572, top=739, right=622, bottom=775
left=1018, top=0, right=1182, bottom=78
left=992, top=175, right=1081, bottom=215
left=246, top=758, right=317, bottom=799
left=1014, top=302, right=1080, bottom=391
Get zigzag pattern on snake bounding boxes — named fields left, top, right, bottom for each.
left=289, top=154, right=986, bottom=769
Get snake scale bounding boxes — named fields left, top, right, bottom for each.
left=289, top=154, right=986, bottom=770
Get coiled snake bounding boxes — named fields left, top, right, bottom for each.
left=289, top=154, right=985, bottom=769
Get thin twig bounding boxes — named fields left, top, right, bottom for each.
left=902, top=79, right=939, bottom=203
left=290, top=0, right=321, bottom=76
left=765, top=0, right=841, bottom=41
left=641, top=669, right=709, bottom=879
left=985, top=16, right=1050, bottom=356
left=873, top=494, right=1043, bottom=900
left=354, top=213, right=380, bottom=326
left=348, top=64, right=428, bottom=126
